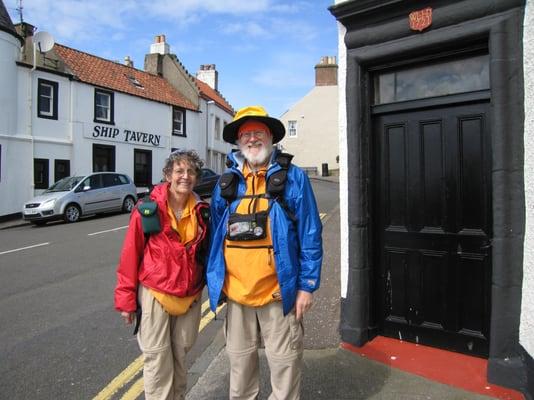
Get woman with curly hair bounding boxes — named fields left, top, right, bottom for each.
left=114, top=150, right=209, bottom=400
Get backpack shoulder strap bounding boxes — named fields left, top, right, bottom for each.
left=266, top=152, right=293, bottom=198
left=219, top=172, right=239, bottom=204
left=137, top=199, right=161, bottom=234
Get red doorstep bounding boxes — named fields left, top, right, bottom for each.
left=341, top=336, right=524, bottom=400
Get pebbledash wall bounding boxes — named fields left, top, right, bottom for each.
left=333, top=0, right=533, bottom=397
left=522, top=0, right=534, bottom=389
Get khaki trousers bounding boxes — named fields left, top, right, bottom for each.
left=137, top=285, right=201, bottom=400
left=225, top=300, right=304, bottom=400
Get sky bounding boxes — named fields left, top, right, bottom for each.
left=5, top=0, right=339, bottom=118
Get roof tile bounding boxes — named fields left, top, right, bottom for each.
left=54, top=44, right=198, bottom=111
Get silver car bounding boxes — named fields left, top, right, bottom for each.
left=22, top=172, right=138, bottom=225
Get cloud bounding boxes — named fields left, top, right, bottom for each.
left=221, top=21, right=270, bottom=38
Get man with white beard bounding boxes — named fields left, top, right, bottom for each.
left=206, top=105, right=323, bottom=400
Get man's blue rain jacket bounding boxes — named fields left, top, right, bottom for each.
left=206, top=149, right=323, bottom=315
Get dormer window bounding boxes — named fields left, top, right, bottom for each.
left=94, top=89, right=114, bottom=124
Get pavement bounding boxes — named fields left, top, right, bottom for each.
left=185, top=192, right=501, bottom=400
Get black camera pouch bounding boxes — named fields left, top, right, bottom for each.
left=227, top=211, right=268, bottom=241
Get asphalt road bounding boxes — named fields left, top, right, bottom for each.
left=0, top=179, right=339, bottom=400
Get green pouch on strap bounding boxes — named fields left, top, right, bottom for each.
left=137, top=200, right=161, bottom=234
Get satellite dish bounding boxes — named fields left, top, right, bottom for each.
left=32, top=31, right=55, bottom=53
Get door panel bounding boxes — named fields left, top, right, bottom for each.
left=374, top=102, right=492, bottom=357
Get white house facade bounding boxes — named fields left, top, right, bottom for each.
left=332, top=0, right=533, bottom=397
left=0, top=4, right=234, bottom=219
left=279, top=57, right=339, bottom=176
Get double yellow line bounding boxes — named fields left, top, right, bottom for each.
left=93, top=299, right=225, bottom=400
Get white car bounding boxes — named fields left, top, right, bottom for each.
left=22, top=172, right=137, bottom=225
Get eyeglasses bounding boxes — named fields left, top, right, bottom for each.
left=238, top=130, right=269, bottom=141
left=172, top=168, right=197, bottom=177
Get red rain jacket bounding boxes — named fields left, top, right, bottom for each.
left=114, top=183, right=209, bottom=312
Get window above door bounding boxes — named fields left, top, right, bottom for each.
left=373, top=54, right=489, bottom=105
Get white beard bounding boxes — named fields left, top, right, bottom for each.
left=240, top=141, right=273, bottom=168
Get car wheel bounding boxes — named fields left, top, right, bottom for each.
left=122, top=196, right=135, bottom=213
left=64, top=204, right=81, bottom=223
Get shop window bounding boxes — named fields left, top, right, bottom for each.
left=34, top=158, right=49, bottom=189
left=94, top=89, right=114, bottom=124
left=38, top=79, right=58, bottom=120
left=172, top=107, right=186, bottom=136
left=374, top=54, right=490, bottom=104
left=92, top=144, right=115, bottom=172
left=54, top=159, right=70, bottom=182
left=288, top=120, right=297, bottom=137
left=134, top=149, right=152, bottom=186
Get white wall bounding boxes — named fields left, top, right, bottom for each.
left=521, top=0, right=534, bottom=358
left=0, top=30, right=30, bottom=217
left=204, top=100, right=233, bottom=173
left=279, top=86, right=338, bottom=173
left=337, top=20, right=349, bottom=298
left=71, top=82, right=178, bottom=185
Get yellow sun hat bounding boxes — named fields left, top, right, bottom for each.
left=223, top=105, right=285, bottom=144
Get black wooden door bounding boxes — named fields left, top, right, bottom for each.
left=374, top=101, right=492, bottom=357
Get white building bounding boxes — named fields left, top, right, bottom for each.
left=331, top=0, right=533, bottom=397
left=0, top=5, right=233, bottom=219
left=279, top=56, right=339, bottom=176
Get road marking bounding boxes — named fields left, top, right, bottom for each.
left=120, top=376, right=144, bottom=400
left=320, top=213, right=327, bottom=221
left=118, top=302, right=226, bottom=400
left=92, top=356, right=144, bottom=400
left=93, top=299, right=224, bottom=400
left=88, top=226, right=129, bottom=236
left=0, top=242, right=50, bottom=255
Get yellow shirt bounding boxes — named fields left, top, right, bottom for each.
left=150, top=193, right=201, bottom=315
left=223, top=164, right=280, bottom=306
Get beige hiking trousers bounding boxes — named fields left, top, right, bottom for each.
left=137, top=285, right=201, bottom=400
left=225, top=300, right=304, bottom=400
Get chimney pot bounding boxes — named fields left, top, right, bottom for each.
left=150, top=34, right=170, bottom=55
left=197, top=64, right=219, bottom=91
left=315, top=56, right=338, bottom=86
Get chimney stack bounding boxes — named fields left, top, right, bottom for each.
left=196, top=64, right=219, bottom=91
left=315, top=56, right=337, bottom=86
left=124, top=56, right=134, bottom=68
left=150, top=34, right=170, bottom=55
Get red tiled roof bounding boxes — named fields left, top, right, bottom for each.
left=195, top=79, right=234, bottom=115
left=54, top=44, right=198, bottom=111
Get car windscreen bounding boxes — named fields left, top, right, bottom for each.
left=45, top=176, right=84, bottom=192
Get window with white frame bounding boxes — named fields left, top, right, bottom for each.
left=288, top=120, right=297, bottom=137
left=38, top=79, right=58, bottom=119
left=94, top=89, right=114, bottom=124
left=172, top=107, right=186, bottom=136
left=215, top=117, right=221, bottom=140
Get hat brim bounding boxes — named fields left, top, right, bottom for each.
left=223, top=116, right=285, bottom=144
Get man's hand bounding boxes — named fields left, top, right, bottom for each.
left=120, top=311, right=136, bottom=325
left=295, top=290, right=313, bottom=321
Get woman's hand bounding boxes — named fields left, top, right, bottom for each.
left=120, top=311, right=136, bottom=325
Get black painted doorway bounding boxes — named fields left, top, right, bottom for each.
left=373, top=101, right=492, bottom=357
